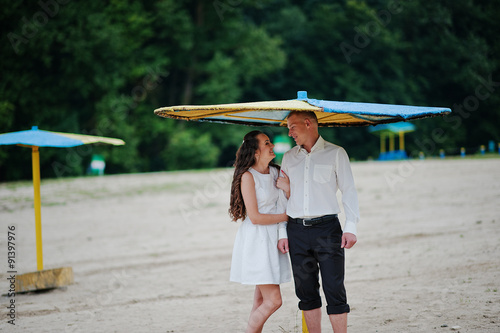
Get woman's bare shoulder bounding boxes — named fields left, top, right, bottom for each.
left=241, top=170, right=254, bottom=182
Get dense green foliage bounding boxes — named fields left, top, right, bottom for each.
left=1, top=0, right=499, bottom=180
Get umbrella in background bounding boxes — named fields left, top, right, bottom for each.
left=0, top=126, right=124, bottom=291
left=154, top=91, right=451, bottom=126
left=369, top=122, right=417, bottom=160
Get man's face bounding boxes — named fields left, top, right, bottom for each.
left=287, top=113, right=308, bottom=146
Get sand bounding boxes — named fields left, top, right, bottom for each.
left=0, top=158, right=499, bottom=332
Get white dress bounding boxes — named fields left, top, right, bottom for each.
left=230, top=167, right=291, bottom=285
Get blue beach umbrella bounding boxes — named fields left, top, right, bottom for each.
left=369, top=122, right=417, bottom=160
left=0, top=126, right=125, bottom=271
left=154, top=91, right=451, bottom=126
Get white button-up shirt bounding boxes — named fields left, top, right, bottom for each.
left=281, top=136, right=360, bottom=235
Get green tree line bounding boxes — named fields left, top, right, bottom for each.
left=1, top=0, right=499, bottom=181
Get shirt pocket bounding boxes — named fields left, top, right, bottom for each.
left=313, top=164, right=333, bottom=184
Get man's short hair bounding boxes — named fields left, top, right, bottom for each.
left=288, top=111, right=318, bottom=124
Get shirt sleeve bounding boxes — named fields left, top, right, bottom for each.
left=278, top=221, right=288, bottom=239
left=336, top=147, right=360, bottom=235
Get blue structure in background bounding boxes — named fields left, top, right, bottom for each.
left=369, top=122, right=416, bottom=160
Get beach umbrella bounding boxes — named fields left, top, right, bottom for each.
left=154, top=91, right=451, bottom=333
left=369, top=122, right=417, bottom=160
left=0, top=126, right=125, bottom=279
left=154, top=91, right=451, bottom=127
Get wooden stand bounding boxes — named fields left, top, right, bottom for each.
left=15, top=267, right=74, bottom=293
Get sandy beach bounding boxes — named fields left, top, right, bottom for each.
left=0, top=158, right=499, bottom=332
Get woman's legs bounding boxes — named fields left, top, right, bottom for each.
left=246, top=284, right=282, bottom=333
left=250, top=286, right=264, bottom=316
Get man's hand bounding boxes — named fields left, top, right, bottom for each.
left=341, top=232, right=357, bottom=249
left=278, top=238, right=289, bottom=254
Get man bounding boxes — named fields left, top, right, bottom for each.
left=277, top=111, right=359, bottom=333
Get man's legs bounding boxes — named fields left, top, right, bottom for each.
left=315, top=218, right=349, bottom=332
left=287, top=222, right=323, bottom=329
left=303, top=308, right=322, bottom=333
left=329, top=313, right=347, bottom=333
left=288, top=219, right=350, bottom=332
left=303, top=310, right=347, bottom=333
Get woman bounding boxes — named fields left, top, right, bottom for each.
left=229, top=130, right=291, bottom=333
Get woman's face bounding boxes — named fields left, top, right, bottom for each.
left=255, top=134, right=275, bottom=162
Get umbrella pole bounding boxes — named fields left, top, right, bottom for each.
left=302, top=311, right=309, bottom=332
left=31, top=146, right=43, bottom=271
left=16, top=146, right=74, bottom=293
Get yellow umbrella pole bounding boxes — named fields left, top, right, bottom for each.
left=380, top=133, right=386, bottom=153
left=32, top=146, right=44, bottom=271
left=302, top=311, right=309, bottom=333
left=399, top=131, right=405, bottom=151
left=389, top=133, right=395, bottom=152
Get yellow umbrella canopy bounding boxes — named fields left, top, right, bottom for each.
left=154, top=91, right=451, bottom=127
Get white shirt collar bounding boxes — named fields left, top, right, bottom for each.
left=296, top=135, right=325, bottom=155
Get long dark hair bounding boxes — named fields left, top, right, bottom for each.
left=229, top=130, right=279, bottom=221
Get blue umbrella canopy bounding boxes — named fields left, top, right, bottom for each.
left=154, top=91, right=451, bottom=126
left=0, top=126, right=125, bottom=147
left=368, top=122, right=416, bottom=135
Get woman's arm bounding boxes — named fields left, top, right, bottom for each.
left=276, top=170, right=290, bottom=199
left=241, top=171, right=288, bottom=225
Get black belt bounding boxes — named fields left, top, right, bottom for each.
left=288, top=214, right=337, bottom=227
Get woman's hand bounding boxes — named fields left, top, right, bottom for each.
left=276, top=170, right=290, bottom=199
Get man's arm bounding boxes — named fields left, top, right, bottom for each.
left=278, top=238, right=289, bottom=253
left=336, top=147, right=360, bottom=245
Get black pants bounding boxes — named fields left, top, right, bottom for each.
left=287, top=216, right=350, bottom=315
